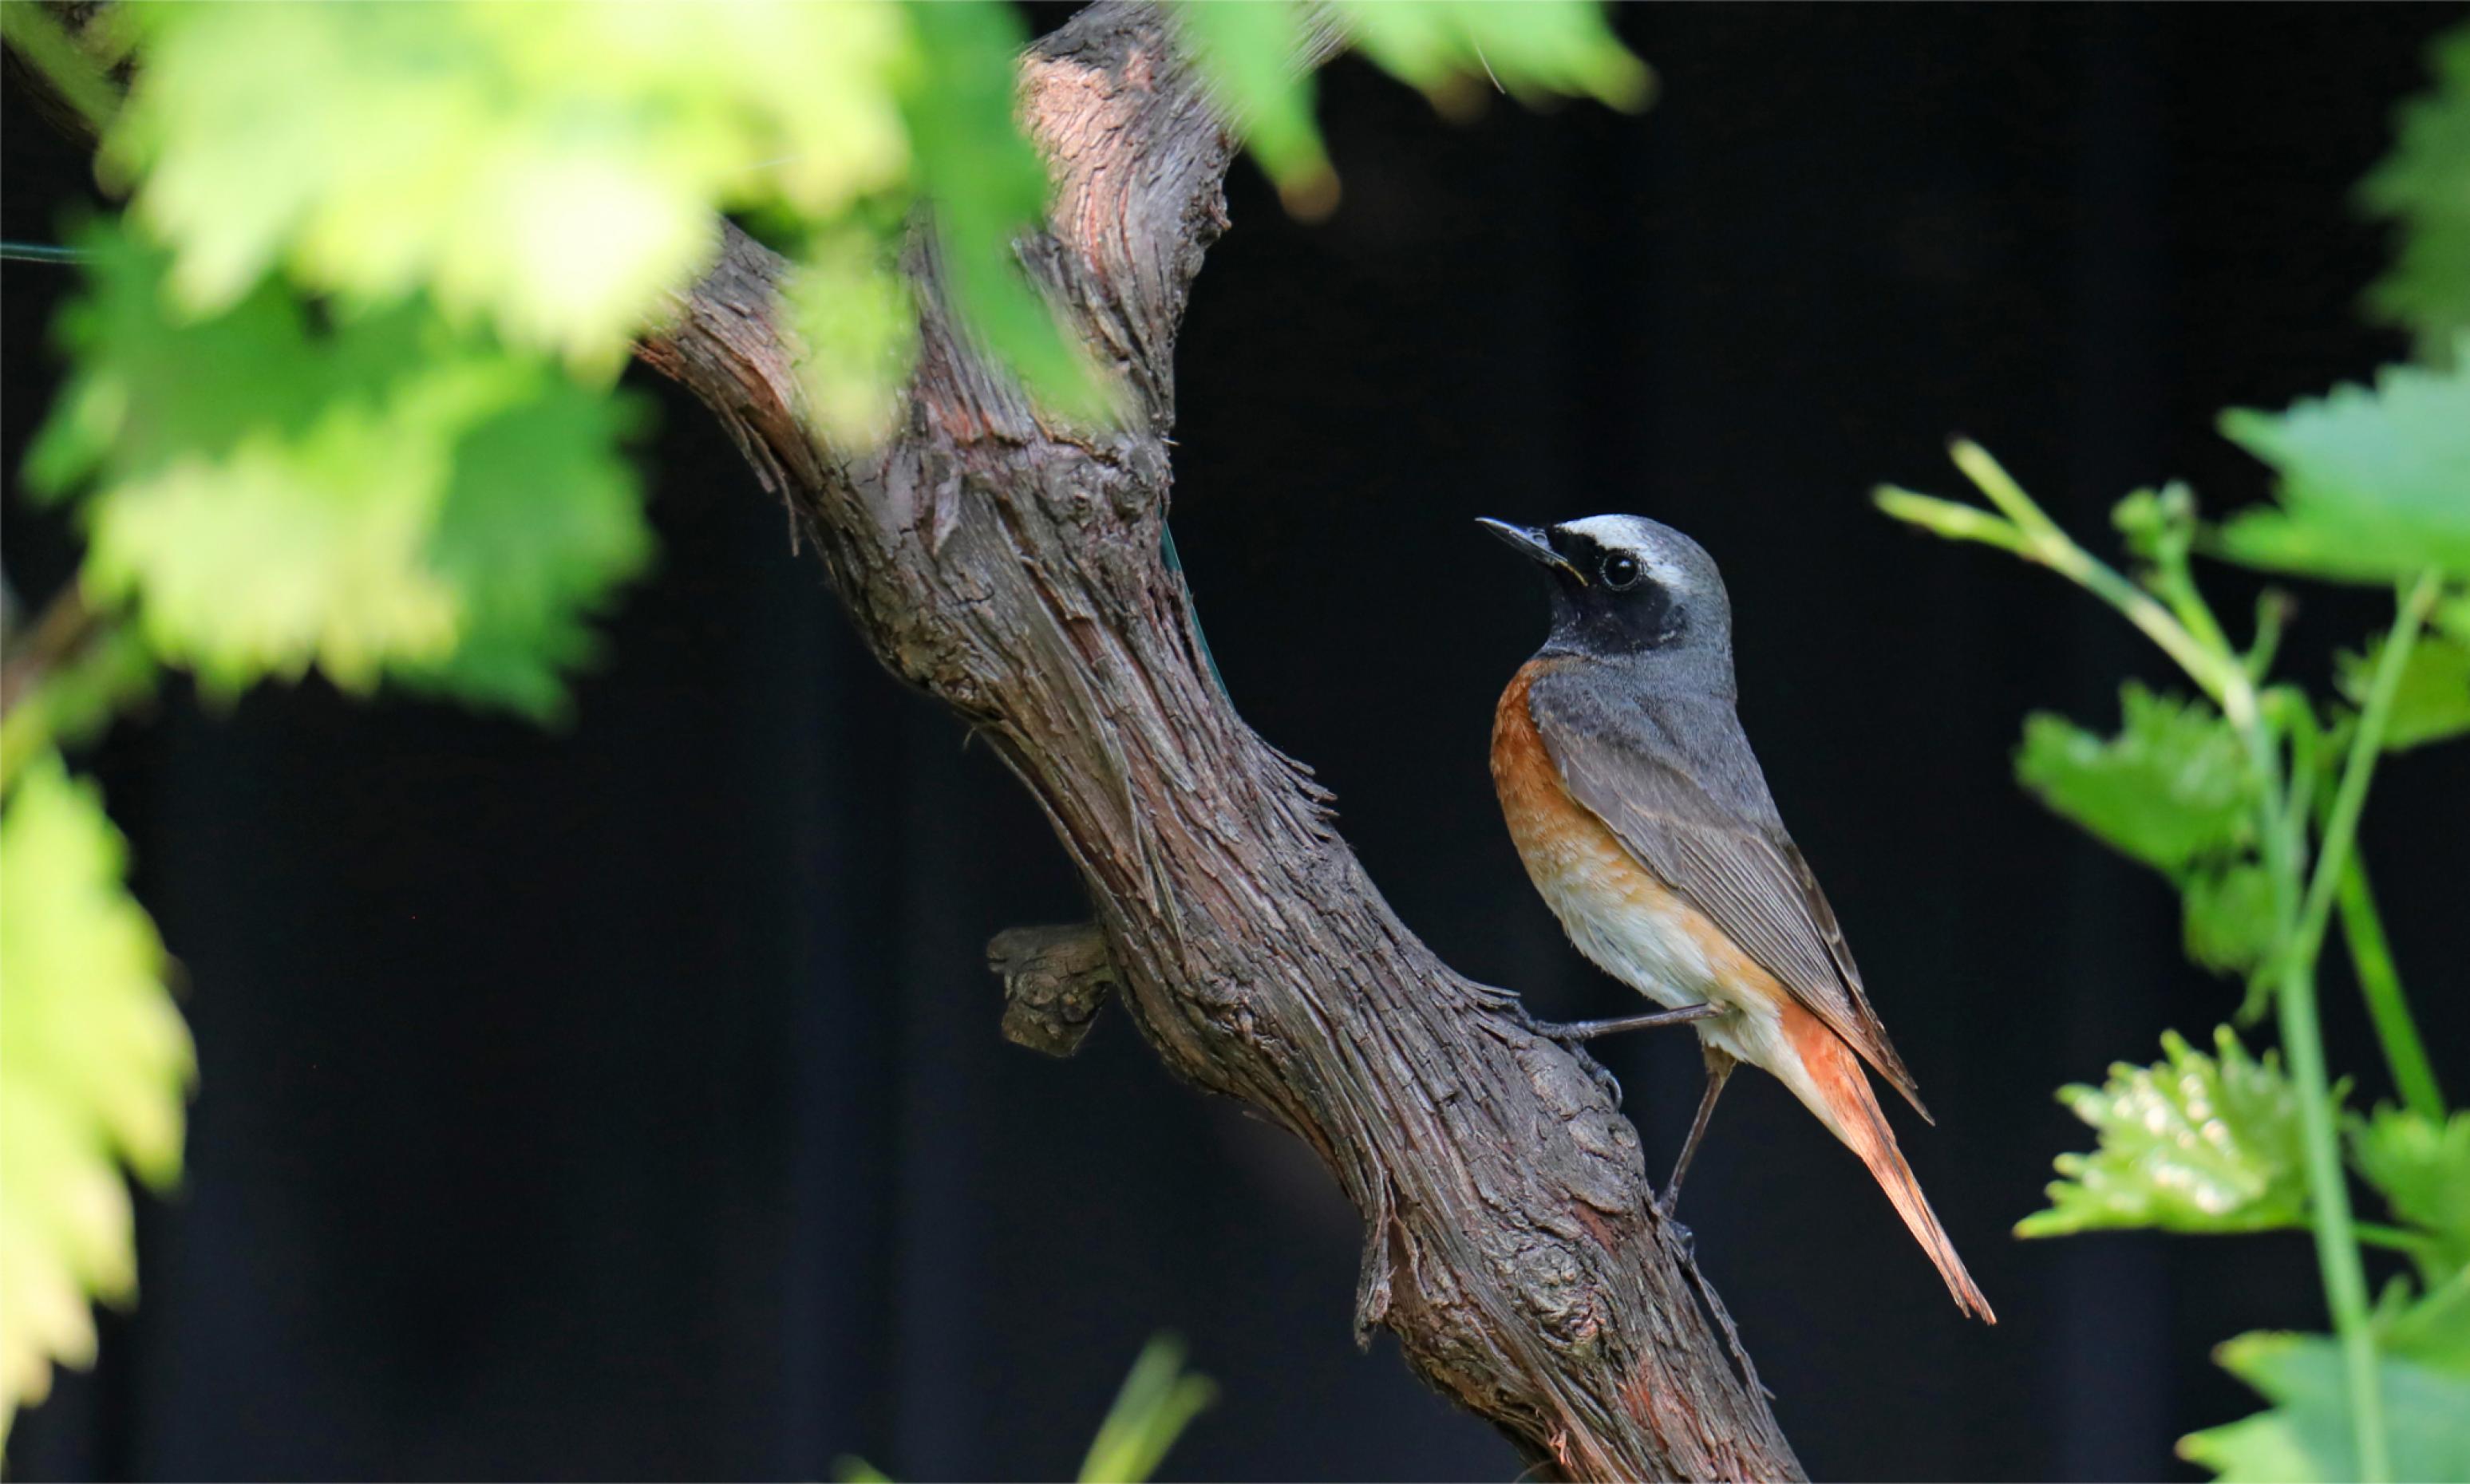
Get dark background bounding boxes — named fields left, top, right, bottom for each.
left=8, top=6, right=2468, bottom=1480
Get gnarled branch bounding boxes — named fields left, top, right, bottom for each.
left=639, top=5, right=1800, bottom=1478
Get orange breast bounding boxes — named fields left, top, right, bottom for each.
left=1492, top=660, right=1787, bottom=1009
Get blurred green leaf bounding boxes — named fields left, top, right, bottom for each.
left=1079, top=1333, right=1218, bottom=1484
left=2019, top=1027, right=2310, bottom=1238
left=2180, top=1332, right=2470, bottom=1482
left=1331, top=1, right=1650, bottom=112
left=29, top=227, right=649, bottom=716
left=2352, top=1107, right=2470, bottom=1278
left=1171, top=2, right=1335, bottom=217
left=2016, top=684, right=2254, bottom=873
left=2381, top=1266, right=2470, bottom=1374
left=0, top=758, right=193, bottom=1443
left=2361, top=25, right=2470, bottom=361
left=786, top=226, right=919, bottom=450
left=0, top=3, right=121, bottom=134
left=2217, top=352, right=2470, bottom=586
left=834, top=1334, right=1213, bottom=1484
left=2183, top=862, right=2276, bottom=977
left=2113, top=483, right=2200, bottom=567
left=104, top=1, right=914, bottom=368
left=899, top=0, right=1114, bottom=424
left=2337, top=627, right=2470, bottom=752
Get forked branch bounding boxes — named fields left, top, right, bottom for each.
left=638, top=5, right=1800, bottom=1478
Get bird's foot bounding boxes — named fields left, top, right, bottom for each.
left=1529, top=1002, right=1721, bottom=1042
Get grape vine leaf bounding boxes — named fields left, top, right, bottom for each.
left=2018, top=1027, right=2310, bottom=1237
left=27, top=227, right=649, bottom=719
left=2180, top=1332, right=2470, bottom=1482
left=0, top=760, right=193, bottom=1443
left=2217, top=351, right=2470, bottom=586
left=2361, top=25, right=2470, bottom=361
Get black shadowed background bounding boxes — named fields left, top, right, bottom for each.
left=6, top=6, right=2468, bottom=1481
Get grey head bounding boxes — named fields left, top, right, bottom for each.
left=1480, top=513, right=1737, bottom=689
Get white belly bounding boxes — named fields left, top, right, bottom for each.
left=1512, top=817, right=1807, bottom=1108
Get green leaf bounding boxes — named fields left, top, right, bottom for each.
left=2361, top=25, right=2470, bottom=361
left=898, top=0, right=1114, bottom=425
left=2352, top=1107, right=2470, bottom=1277
left=2018, top=1027, right=2310, bottom=1238
left=0, top=758, right=194, bottom=1443
left=104, top=1, right=914, bottom=368
left=2217, top=353, right=2470, bottom=586
left=2016, top=684, right=2254, bottom=873
left=786, top=226, right=919, bottom=451
left=0, top=3, right=121, bottom=135
left=2382, top=1265, right=2470, bottom=1375
left=1330, top=1, right=1650, bottom=113
left=2183, top=862, right=2276, bottom=976
left=1171, top=1, right=1337, bottom=217
left=2180, top=1332, right=2470, bottom=1482
left=1079, top=1334, right=1218, bottom=1484
left=30, top=226, right=650, bottom=716
left=2338, top=626, right=2470, bottom=752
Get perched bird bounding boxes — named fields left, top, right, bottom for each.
left=1482, top=514, right=1994, bottom=1322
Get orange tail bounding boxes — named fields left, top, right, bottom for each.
left=1782, top=1004, right=1997, bottom=1323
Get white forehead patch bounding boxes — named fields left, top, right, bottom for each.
left=1558, top=514, right=1697, bottom=592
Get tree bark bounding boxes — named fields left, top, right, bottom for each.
left=638, top=5, right=1803, bottom=1478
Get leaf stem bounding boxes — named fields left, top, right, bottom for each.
left=2246, top=573, right=2440, bottom=1484
left=2249, top=710, right=2385, bottom=1480
left=1946, top=441, right=2258, bottom=728
left=2336, top=856, right=2444, bottom=1121
left=2293, top=574, right=2439, bottom=975
left=2352, top=1222, right=2438, bottom=1257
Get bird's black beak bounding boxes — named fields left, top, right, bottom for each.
left=1477, top=518, right=1585, bottom=584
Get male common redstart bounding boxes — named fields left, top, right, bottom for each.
left=1482, top=514, right=1994, bottom=1322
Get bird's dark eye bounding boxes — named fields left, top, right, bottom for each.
left=1601, top=552, right=1642, bottom=590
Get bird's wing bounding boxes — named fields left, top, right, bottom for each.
left=1528, top=674, right=1927, bottom=1118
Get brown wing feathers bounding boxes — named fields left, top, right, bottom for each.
left=1529, top=683, right=1931, bottom=1119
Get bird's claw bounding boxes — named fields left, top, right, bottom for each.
left=1654, top=1199, right=1695, bottom=1260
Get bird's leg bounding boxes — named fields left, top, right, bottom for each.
left=1658, top=1044, right=1737, bottom=1219
left=1530, top=1001, right=1721, bottom=1041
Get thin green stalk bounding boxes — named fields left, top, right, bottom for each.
left=2282, top=696, right=2440, bottom=1112
left=2248, top=708, right=2387, bottom=1483
left=2353, top=1222, right=2440, bottom=1257
left=2243, top=574, right=2440, bottom=1484
left=2294, top=574, right=2440, bottom=970
left=2337, top=857, right=2444, bottom=1120
left=1947, top=441, right=2256, bottom=725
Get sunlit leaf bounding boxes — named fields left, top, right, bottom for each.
left=2180, top=1332, right=2470, bottom=1482
left=2018, top=1027, right=2310, bottom=1237
left=2352, top=1107, right=2470, bottom=1278
left=29, top=227, right=649, bottom=716
left=898, top=0, right=1113, bottom=424
left=787, top=227, right=919, bottom=450
left=2338, top=627, right=2470, bottom=752
left=2016, top=685, right=2255, bottom=873
left=1171, top=2, right=1336, bottom=217
left=0, top=758, right=193, bottom=1443
left=1330, top=0, right=1650, bottom=112
left=2361, top=25, right=2470, bottom=361
left=2217, top=352, right=2470, bottom=586
left=1079, top=1333, right=1218, bottom=1484
left=104, top=1, right=915, bottom=367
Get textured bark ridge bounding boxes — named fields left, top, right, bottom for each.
left=639, top=5, right=1803, bottom=1478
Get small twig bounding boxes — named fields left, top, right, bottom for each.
left=0, top=583, right=97, bottom=719
left=986, top=922, right=1119, bottom=1058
